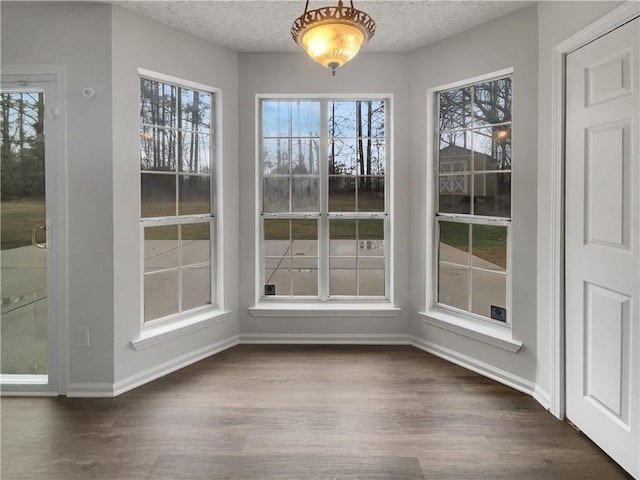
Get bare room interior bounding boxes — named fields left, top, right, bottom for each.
left=1, top=1, right=638, bottom=478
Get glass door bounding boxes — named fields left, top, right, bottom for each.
left=1, top=83, right=57, bottom=390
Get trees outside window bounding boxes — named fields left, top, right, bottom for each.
left=260, top=98, right=389, bottom=300
left=436, top=76, right=512, bottom=323
left=140, top=76, right=215, bottom=322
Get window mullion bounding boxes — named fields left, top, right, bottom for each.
left=319, top=99, right=329, bottom=300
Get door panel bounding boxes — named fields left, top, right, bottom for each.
left=566, top=17, right=639, bottom=478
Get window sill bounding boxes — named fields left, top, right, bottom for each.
left=131, top=309, right=231, bottom=351
left=418, top=309, right=522, bottom=353
left=249, top=302, right=402, bottom=318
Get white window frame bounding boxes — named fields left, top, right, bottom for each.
left=420, top=70, right=520, bottom=353
left=253, top=94, right=395, bottom=308
left=136, top=69, right=226, bottom=338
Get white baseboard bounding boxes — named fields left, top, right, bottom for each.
left=113, top=334, right=239, bottom=397
left=533, top=385, right=552, bottom=411
left=65, top=335, right=239, bottom=398
left=239, top=333, right=411, bottom=345
left=409, top=335, right=536, bottom=397
left=67, top=382, right=115, bottom=397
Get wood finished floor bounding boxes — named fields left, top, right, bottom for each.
left=1, top=345, right=633, bottom=480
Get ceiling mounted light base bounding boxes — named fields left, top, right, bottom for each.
left=291, top=0, right=375, bottom=76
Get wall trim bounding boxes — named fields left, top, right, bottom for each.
left=534, top=385, right=552, bottom=411
left=239, top=333, right=411, bottom=345
left=409, top=335, right=536, bottom=397
left=67, top=383, right=115, bottom=398
left=114, top=334, right=239, bottom=396
left=65, top=335, right=239, bottom=397
left=546, top=0, right=640, bottom=420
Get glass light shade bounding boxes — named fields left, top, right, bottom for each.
left=301, top=23, right=365, bottom=71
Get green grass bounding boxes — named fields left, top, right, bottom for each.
left=264, top=218, right=384, bottom=241
left=1, top=199, right=45, bottom=250
left=439, top=221, right=507, bottom=268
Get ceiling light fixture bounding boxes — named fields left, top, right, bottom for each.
left=291, top=0, right=375, bottom=76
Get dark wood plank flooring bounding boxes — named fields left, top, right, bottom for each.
left=1, top=345, right=633, bottom=479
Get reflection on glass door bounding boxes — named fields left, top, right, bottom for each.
left=0, top=91, right=48, bottom=378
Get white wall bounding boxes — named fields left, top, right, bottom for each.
left=238, top=52, right=411, bottom=338
left=535, top=0, right=624, bottom=400
left=1, top=4, right=115, bottom=388
left=110, top=6, right=240, bottom=388
left=409, top=6, right=539, bottom=386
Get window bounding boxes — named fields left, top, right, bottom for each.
left=140, top=75, right=216, bottom=323
left=435, top=76, right=511, bottom=324
left=259, top=98, right=389, bottom=300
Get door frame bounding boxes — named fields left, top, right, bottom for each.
left=546, top=2, right=640, bottom=419
left=1, top=65, right=68, bottom=395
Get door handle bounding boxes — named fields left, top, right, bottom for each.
left=31, top=224, right=48, bottom=249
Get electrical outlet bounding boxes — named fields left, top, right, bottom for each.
left=76, top=327, right=90, bottom=347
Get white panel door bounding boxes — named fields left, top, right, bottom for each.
left=566, top=17, right=639, bottom=478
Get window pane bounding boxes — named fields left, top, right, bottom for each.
left=141, top=173, right=176, bottom=218
left=439, top=222, right=469, bottom=266
left=330, top=258, right=357, bottom=296
left=264, top=259, right=290, bottom=296
left=358, top=238, right=384, bottom=256
left=140, top=127, right=177, bottom=172
left=471, top=269, right=506, bottom=319
left=363, top=139, right=385, bottom=174
left=181, top=223, right=210, bottom=266
left=140, top=79, right=177, bottom=128
left=473, top=78, right=511, bottom=127
left=140, top=78, right=155, bottom=126
left=473, top=173, right=511, bottom=218
left=358, top=219, right=384, bottom=240
left=292, top=219, right=317, bottom=256
left=263, top=177, right=290, bottom=213
left=439, top=87, right=472, bottom=131
left=330, top=219, right=357, bottom=295
left=330, top=138, right=358, bottom=174
left=473, top=127, right=511, bottom=172
left=438, top=264, right=469, bottom=311
left=182, top=265, right=210, bottom=311
left=359, top=257, right=384, bottom=296
left=292, top=258, right=318, bottom=296
left=262, top=138, right=290, bottom=175
left=264, top=219, right=290, bottom=256
left=262, top=101, right=291, bottom=137
left=440, top=131, right=472, bottom=162
left=329, top=176, right=355, bottom=212
left=471, top=225, right=506, bottom=272
left=357, top=176, right=384, bottom=212
left=292, top=176, right=319, bottom=212
left=330, top=219, right=357, bottom=241
left=181, top=89, right=211, bottom=131
left=359, top=100, right=386, bottom=138
left=329, top=101, right=357, bottom=137
left=292, top=101, right=320, bottom=137
left=178, top=175, right=210, bottom=215
left=292, top=138, right=319, bottom=174
left=180, top=132, right=210, bottom=173
left=438, top=173, right=471, bottom=214
left=144, top=225, right=179, bottom=272
left=144, top=270, right=179, bottom=322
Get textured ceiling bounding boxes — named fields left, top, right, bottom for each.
left=114, top=1, right=534, bottom=53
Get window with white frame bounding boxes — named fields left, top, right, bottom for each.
left=436, top=76, right=511, bottom=323
left=140, top=75, right=215, bottom=322
left=259, top=98, right=389, bottom=300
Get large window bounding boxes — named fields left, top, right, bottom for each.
left=259, top=98, right=389, bottom=300
left=140, top=75, right=215, bottom=323
left=436, top=76, right=511, bottom=323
